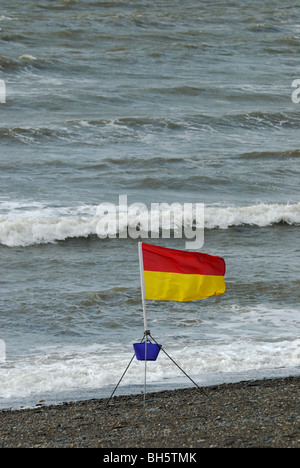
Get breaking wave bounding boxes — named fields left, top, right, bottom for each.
left=2, top=111, right=300, bottom=146
left=0, top=201, right=299, bottom=247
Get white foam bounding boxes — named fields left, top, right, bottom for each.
left=0, top=336, right=299, bottom=401
left=0, top=201, right=299, bottom=247
left=0, top=303, right=299, bottom=404
left=204, top=202, right=300, bottom=229
left=0, top=15, right=13, bottom=21
left=19, top=54, right=38, bottom=61
left=0, top=216, right=98, bottom=247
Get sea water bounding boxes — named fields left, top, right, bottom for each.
left=0, top=0, right=299, bottom=409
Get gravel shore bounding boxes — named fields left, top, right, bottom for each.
left=0, top=376, right=299, bottom=448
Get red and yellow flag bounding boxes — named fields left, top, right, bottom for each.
left=141, top=243, right=226, bottom=302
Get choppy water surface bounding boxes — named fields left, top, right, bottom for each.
left=0, top=0, right=299, bottom=408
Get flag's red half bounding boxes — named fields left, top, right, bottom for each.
left=142, top=243, right=226, bottom=276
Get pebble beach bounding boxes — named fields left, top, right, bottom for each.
left=0, top=376, right=299, bottom=448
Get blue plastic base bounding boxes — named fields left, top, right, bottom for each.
left=133, top=341, right=162, bottom=361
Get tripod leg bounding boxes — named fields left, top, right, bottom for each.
left=106, top=335, right=145, bottom=406
left=149, top=333, right=210, bottom=399
left=106, top=353, right=136, bottom=406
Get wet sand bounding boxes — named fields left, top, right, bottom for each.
left=0, top=376, right=299, bottom=448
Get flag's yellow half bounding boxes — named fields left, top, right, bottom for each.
left=144, top=270, right=226, bottom=302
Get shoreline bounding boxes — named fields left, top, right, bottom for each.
left=0, top=376, right=299, bottom=448
left=2, top=365, right=299, bottom=412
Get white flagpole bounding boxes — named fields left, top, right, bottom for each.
left=138, top=241, right=148, bottom=332
left=144, top=338, right=147, bottom=406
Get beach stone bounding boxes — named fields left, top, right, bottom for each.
left=0, top=377, right=299, bottom=448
